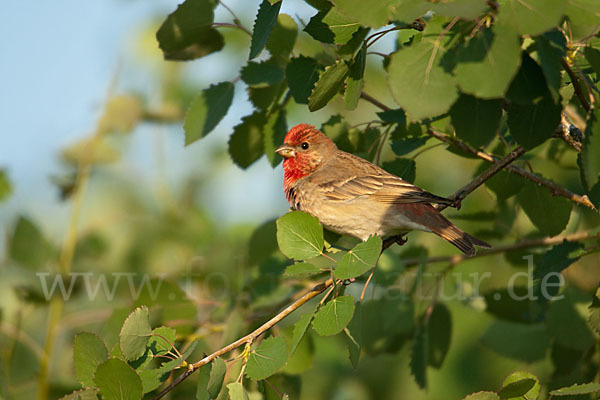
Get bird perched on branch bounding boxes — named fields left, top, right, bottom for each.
left=275, top=124, right=491, bottom=256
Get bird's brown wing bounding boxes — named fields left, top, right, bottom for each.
left=316, top=152, right=454, bottom=206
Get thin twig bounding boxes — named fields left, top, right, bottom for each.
left=212, top=22, right=252, bottom=37
left=360, top=268, right=376, bottom=302
left=427, top=130, right=598, bottom=212
left=360, top=91, right=391, bottom=111
left=152, top=279, right=335, bottom=400
left=399, top=230, right=600, bottom=267
left=561, top=58, right=591, bottom=112
left=435, top=143, right=527, bottom=212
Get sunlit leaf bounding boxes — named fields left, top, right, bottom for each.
left=308, top=59, right=349, bottom=111
left=312, top=296, right=355, bottom=336
left=276, top=211, right=324, bottom=260
left=245, top=336, right=288, bottom=380
left=74, top=332, right=108, bottom=387
left=498, top=0, right=566, bottom=36
left=550, top=382, right=600, bottom=396
left=227, top=382, right=250, bottom=400
left=119, top=306, right=152, bottom=361
left=334, top=235, right=382, bottom=280
left=184, top=82, right=234, bottom=145
left=94, top=358, right=143, bottom=400
left=500, top=371, right=540, bottom=400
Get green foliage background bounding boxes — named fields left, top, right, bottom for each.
left=1, top=0, right=600, bottom=399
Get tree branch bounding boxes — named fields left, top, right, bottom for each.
left=399, top=230, right=600, bottom=267
left=561, top=58, right=591, bottom=113
left=152, top=279, right=335, bottom=400
left=427, top=129, right=598, bottom=212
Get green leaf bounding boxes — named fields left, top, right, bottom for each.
left=533, top=241, right=583, bottom=301
left=290, top=308, right=317, bottom=355
left=455, top=22, right=522, bottom=99
left=581, top=109, right=600, bottom=190
left=546, top=293, right=595, bottom=351
left=535, top=32, right=566, bottom=102
left=0, top=169, right=12, bottom=202
left=207, top=357, right=226, bottom=399
left=263, top=108, right=287, bottom=167
left=331, top=0, right=395, bottom=28
left=247, top=83, right=283, bottom=111
left=248, top=220, right=278, bottom=265
left=184, top=82, right=234, bottom=145
left=312, top=296, right=356, bottom=336
left=58, top=388, right=99, bottom=400
left=266, top=14, right=298, bottom=59
left=410, top=323, right=427, bottom=389
left=286, top=56, right=323, bottom=104
left=391, top=137, right=428, bottom=156
left=501, top=371, right=540, bottom=400
left=10, top=216, right=53, bottom=270
left=228, top=112, right=267, bottom=169
left=74, top=332, right=109, bottom=387
left=481, top=321, right=551, bottom=362
left=156, top=339, right=199, bottom=374
left=566, top=0, right=600, bottom=40
left=241, top=61, right=285, bottom=87
left=138, top=369, right=165, bottom=394
left=227, top=382, right=250, bottom=400
left=388, top=36, right=459, bottom=120
left=344, top=44, right=366, bottom=110
left=276, top=211, right=324, bottom=260
left=308, top=59, right=349, bottom=111
left=334, top=235, right=382, bottom=279
left=94, top=358, right=143, bottom=400
left=506, top=54, right=551, bottom=105
left=427, top=303, right=451, bottom=369
left=382, top=158, right=416, bottom=183
left=389, top=0, right=434, bottom=24
left=517, top=181, right=572, bottom=236
left=498, top=0, right=566, bottom=36
left=284, top=262, right=323, bottom=276
left=431, top=0, right=488, bottom=19
left=119, top=306, right=152, bottom=361
left=498, top=379, right=536, bottom=399
left=450, top=94, right=503, bottom=148
left=156, top=0, right=222, bottom=61
left=147, top=326, right=176, bottom=356
left=584, top=46, right=600, bottom=76
left=304, top=7, right=360, bottom=44
left=508, top=97, right=561, bottom=150
left=590, top=287, right=600, bottom=335
left=249, top=0, right=282, bottom=59
left=196, top=363, right=211, bottom=400
left=550, top=382, right=600, bottom=396
left=245, top=336, right=288, bottom=380
left=462, top=392, right=500, bottom=400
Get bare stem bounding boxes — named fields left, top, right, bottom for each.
left=561, top=58, right=591, bottom=112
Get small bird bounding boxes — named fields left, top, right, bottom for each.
left=275, top=124, right=491, bottom=256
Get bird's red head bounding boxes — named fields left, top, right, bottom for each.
left=276, top=124, right=337, bottom=190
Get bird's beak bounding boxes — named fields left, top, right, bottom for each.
left=275, top=144, right=295, bottom=158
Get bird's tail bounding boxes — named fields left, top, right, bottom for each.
left=432, top=223, right=491, bottom=257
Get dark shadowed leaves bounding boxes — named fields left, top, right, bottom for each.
left=382, top=158, right=416, bottom=183
left=344, top=44, right=366, bottom=110
left=581, top=109, right=600, bottom=191
left=427, top=303, right=452, bottom=369
left=286, top=56, right=323, bottom=105
left=305, top=7, right=360, bottom=44
left=264, top=108, right=288, bottom=167
left=481, top=321, right=551, bottom=362
left=241, top=61, right=285, bottom=87
left=156, top=0, right=222, bottom=61
left=228, top=112, right=267, bottom=168
left=451, top=94, right=503, bottom=148
left=249, top=0, right=282, bottom=59
left=266, top=14, right=298, bottom=59
left=517, top=181, right=572, bottom=236
left=184, top=82, right=234, bottom=145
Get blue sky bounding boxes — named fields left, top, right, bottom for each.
left=0, top=0, right=309, bottom=240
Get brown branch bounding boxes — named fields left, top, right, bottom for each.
left=360, top=91, right=391, bottom=111
left=400, top=230, right=600, bottom=267
left=561, top=58, right=591, bottom=113
left=152, top=278, right=335, bottom=400
left=427, top=130, right=598, bottom=212
left=435, top=145, right=527, bottom=212
left=553, top=113, right=583, bottom=152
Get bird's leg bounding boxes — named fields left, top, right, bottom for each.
left=452, top=197, right=462, bottom=210
left=382, top=235, right=408, bottom=251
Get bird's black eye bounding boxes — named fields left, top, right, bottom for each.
left=301, top=142, right=309, bottom=150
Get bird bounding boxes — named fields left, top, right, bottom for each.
left=275, top=123, right=491, bottom=256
